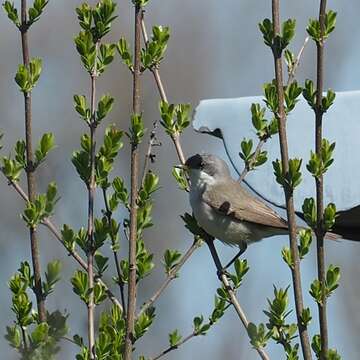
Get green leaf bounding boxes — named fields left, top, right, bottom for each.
left=298, top=229, right=312, bottom=259
left=2, top=1, right=20, bottom=27
left=116, top=37, right=133, bottom=71
left=71, top=270, right=89, bottom=304
left=281, top=19, right=296, bottom=49
left=31, top=322, right=49, bottom=346
left=168, top=329, right=182, bottom=347
left=172, top=167, right=188, bottom=191
left=35, top=132, right=55, bottom=165
left=130, top=113, right=146, bottom=145
left=259, top=18, right=274, bottom=48
left=43, top=260, right=62, bottom=297
left=163, top=249, right=182, bottom=275
left=15, top=58, right=43, bottom=93
left=5, top=325, right=21, bottom=349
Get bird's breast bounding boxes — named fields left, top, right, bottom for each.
left=189, top=188, right=254, bottom=245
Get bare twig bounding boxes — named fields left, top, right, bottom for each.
left=315, top=1, right=328, bottom=358
left=20, top=0, right=46, bottom=322
left=141, top=121, right=161, bottom=186
left=238, top=139, right=266, bottom=183
left=205, top=238, right=270, bottom=360
left=150, top=332, right=196, bottom=360
left=287, top=36, right=309, bottom=86
left=1, top=171, right=123, bottom=312
left=124, top=4, right=142, bottom=360
left=138, top=239, right=202, bottom=317
left=102, top=188, right=127, bottom=316
left=271, top=1, right=312, bottom=359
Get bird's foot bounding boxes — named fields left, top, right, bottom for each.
left=217, top=268, right=231, bottom=281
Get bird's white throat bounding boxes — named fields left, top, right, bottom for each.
left=189, top=169, right=216, bottom=191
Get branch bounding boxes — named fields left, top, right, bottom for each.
left=141, top=121, right=161, bottom=186
left=315, top=1, right=328, bottom=357
left=287, top=36, right=309, bottom=86
left=271, top=1, right=312, bottom=359
left=141, top=15, right=186, bottom=165
left=20, top=0, right=46, bottom=322
left=124, top=4, right=142, bottom=360
left=2, top=171, right=123, bottom=311
left=205, top=238, right=270, bottom=360
left=150, top=332, right=196, bottom=360
left=87, top=41, right=100, bottom=357
left=238, top=35, right=309, bottom=184
left=142, top=14, right=269, bottom=359
left=138, top=239, right=202, bottom=317
left=102, top=188, right=127, bottom=315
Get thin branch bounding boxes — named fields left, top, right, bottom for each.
left=86, top=39, right=100, bottom=358
left=286, top=36, right=309, bottom=87
left=150, top=332, right=196, bottom=360
left=238, top=139, right=266, bottom=183
left=102, top=188, right=127, bottom=316
left=238, top=36, right=309, bottom=184
left=205, top=238, right=270, bottom=360
left=141, top=16, right=186, bottom=166
left=21, top=326, right=28, bottom=353
left=20, top=0, right=46, bottom=322
left=138, top=239, right=202, bottom=317
left=142, top=14, right=269, bottom=359
left=141, top=121, right=161, bottom=186
left=1, top=171, right=123, bottom=311
left=315, top=1, right=328, bottom=358
left=271, top=1, right=312, bottom=359
left=124, top=4, right=142, bottom=360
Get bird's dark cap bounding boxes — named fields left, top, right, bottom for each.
left=185, top=154, right=203, bottom=169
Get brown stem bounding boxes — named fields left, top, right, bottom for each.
left=315, top=1, right=328, bottom=358
left=20, top=0, right=46, bottom=323
left=124, top=5, right=142, bottom=360
left=237, top=35, right=309, bottom=184
left=102, top=188, right=127, bottom=315
left=271, top=1, right=312, bottom=359
left=138, top=239, right=202, bottom=317
left=87, top=48, right=99, bottom=357
left=150, top=332, right=197, bottom=360
left=205, top=238, right=270, bottom=360
left=142, top=14, right=269, bottom=358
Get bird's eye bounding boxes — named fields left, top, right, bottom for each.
left=199, top=160, right=204, bottom=169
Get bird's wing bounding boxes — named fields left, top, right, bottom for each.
left=202, top=179, right=288, bottom=229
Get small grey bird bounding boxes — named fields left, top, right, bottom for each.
left=184, top=153, right=338, bottom=265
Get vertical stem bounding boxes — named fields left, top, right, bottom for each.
left=124, top=4, right=142, bottom=360
left=102, top=188, right=127, bottom=315
left=315, top=1, right=328, bottom=357
left=20, top=0, right=46, bottom=323
left=87, top=42, right=99, bottom=358
left=271, top=1, right=312, bottom=359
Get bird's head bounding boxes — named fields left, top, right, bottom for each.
left=184, top=154, right=230, bottom=188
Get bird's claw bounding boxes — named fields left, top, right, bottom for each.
left=217, top=268, right=231, bottom=280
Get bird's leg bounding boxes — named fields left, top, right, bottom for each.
left=204, top=237, right=228, bottom=280
left=224, top=242, right=247, bottom=270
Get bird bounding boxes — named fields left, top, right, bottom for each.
left=184, top=153, right=341, bottom=268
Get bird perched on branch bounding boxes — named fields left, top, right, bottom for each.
left=184, top=153, right=341, bottom=267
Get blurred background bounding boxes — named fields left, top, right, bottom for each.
left=0, top=0, right=360, bottom=358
